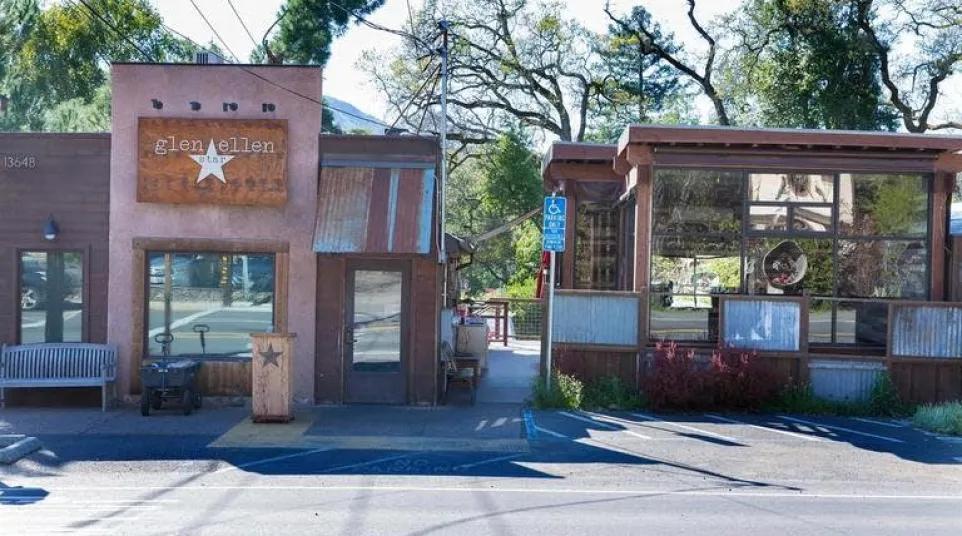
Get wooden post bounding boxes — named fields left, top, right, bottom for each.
left=251, top=332, right=297, bottom=423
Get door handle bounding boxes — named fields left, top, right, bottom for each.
left=344, top=328, right=356, bottom=345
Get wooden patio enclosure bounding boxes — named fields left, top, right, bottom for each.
left=540, top=125, right=962, bottom=405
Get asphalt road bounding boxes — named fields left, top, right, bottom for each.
left=2, top=410, right=960, bottom=535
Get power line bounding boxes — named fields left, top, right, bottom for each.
left=188, top=0, right=241, bottom=63
left=226, top=0, right=259, bottom=49
left=389, top=63, right=441, bottom=131
left=73, top=0, right=393, bottom=130
left=329, top=0, right=434, bottom=52
left=71, top=0, right=155, bottom=62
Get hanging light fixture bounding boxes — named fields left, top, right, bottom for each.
left=43, top=214, right=59, bottom=241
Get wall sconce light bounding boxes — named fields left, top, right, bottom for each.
left=151, top=99, right=163, bottom=110
left=43, top=214, right=59, bottom=241
left=222, top=102, right=238, bottom=112
left=262, top=103, right=275, bottom=113
left=190, top=101, right=202, bottom=111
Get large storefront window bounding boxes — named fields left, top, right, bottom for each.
left=146, top=252, right=275, bottom=358
left=650, top=169, right=930, bottom=346
left=19, top=251, right=84, bottom=343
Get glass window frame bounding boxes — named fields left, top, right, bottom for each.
left=16, top=248, right=87, bottom=344
left=649, top=167, right=934, bottom=346
left=143, top=250, right=277, bottom=360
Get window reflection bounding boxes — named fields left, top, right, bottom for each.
left=750, top=173, right=834, bottom=203
left=837, top=240, right=927, bottom=299
left=19, top=252, right=84, bottom=343
left=146, top=252, right=275, bottom=358
left=838, top=174, right=928, bottom=236
left=653, top=169, right=743, bottom=233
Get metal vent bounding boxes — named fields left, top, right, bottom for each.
left=194, top=51, right=225, bottom=64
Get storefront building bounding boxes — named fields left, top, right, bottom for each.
left=543, top=125, right=962, bottom=403
left=0, top=133, right=111, bottom=405
left=2, top=60, right=444, bottom=407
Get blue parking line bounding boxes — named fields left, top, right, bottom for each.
left=522, top=408, right=537, bottom=440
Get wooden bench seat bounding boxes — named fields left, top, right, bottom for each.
left=0, top=343, right=118, bottom=411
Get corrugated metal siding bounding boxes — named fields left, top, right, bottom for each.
left=809, top=360, right=885, bottom=401
left=891, top=305, right=962, bottom=359
left=552, top=294, right=638, bottom=346
left=722, top=299, right=801, bottom=351
left=315, top=166, right=435, bottom=254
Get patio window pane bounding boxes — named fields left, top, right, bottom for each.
left=746, top=238, right=833, bottom=296
left=652, top=236, right=741, bottom=296
left=649, top=295, right=712, bottom=342
left=837, top=240, right=927, bottom=299
left=750, top=173, right=834, bottom=203
left=838, top=174, right=928, bottom=237
left=653, top=169, right=744, bottom=233
left=147, top=252, right=275, bottom=358
left=808, top=299, right=833, bottom=345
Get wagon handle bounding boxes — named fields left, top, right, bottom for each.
left=192, top=324, right=210, bottom=355
left=154, top=332, right=174, bottom=358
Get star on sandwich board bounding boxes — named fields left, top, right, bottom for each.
left=189, top=139, right=234, bottom=184
left=259, top=343, right=282, bottom=367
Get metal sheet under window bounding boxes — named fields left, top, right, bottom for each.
left=891, top=305, right=962, bottom=359
left=722, top=299, right=801, bottom=351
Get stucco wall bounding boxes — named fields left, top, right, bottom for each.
left=108, top=63, right=321, bottom=402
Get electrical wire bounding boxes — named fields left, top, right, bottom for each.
left=388, top=63, right=441, bottom=131
left=72, top=0, right=155, bottom=62
left=74, top=0, right=397, bottom=130
left=328, top=0, right=434, bottom=52
left=226, top=0, right=260, bottom=49
left=188, top=0, right=241, bottom=63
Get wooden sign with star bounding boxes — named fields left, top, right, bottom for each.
left=136, top=117, right=288, bottom=206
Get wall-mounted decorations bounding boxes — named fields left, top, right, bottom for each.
left=137, top=118, right=288, bottom=206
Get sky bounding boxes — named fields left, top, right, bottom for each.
left=150, top=0, right=959, bottom=131
left=150, top=0, right=740, bottom=122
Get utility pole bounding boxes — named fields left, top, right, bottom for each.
left=438, top=17, right=449, bottom=268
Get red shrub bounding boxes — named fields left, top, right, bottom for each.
left=709, top=348, right=785, bottom=411
left=643, top=342, right=714, bottom=412
left=644, top=342, right=786, bottom=412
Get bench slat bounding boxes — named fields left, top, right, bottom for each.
left=1, top=343, right=118, bottom=384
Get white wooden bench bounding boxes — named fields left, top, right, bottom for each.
left=0, top=343, right=118, bottom=411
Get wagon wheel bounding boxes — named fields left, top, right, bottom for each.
left=181, top=389, right=194, bottom=416
left=141, top=389, right=151, bottom=417
left=151, top=390, right=164, bottom=410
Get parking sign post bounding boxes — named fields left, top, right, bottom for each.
left=542, top=195, right=566, bottom=391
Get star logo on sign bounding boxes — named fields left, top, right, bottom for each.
left=189, top=139, right=234, bottom=184
left=259, top=343, right=283, bottom=368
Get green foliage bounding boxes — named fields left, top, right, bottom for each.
left=1, top=0, right=192, bottom=131
left=583, top=4, right=690, bottom=141
left=322, top=98, right=342, bottom=134
left=447, top=131, right=544, bottom=296
left=582, top=376, right=647, bottom=411
left=703, top=257, right=740, bottom=290
left=769, top=373, right=911, bottom=417
left=42, top=84, right=111, bottom=132
left=913, top=402, right=962, bottom=436
left=531, top=371, right=583, bottom=410
left=724, top=0, right=897, bottom=130
left=268, top=0, right=385, bottom=65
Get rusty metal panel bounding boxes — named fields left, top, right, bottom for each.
left=891, top=305, right=962, bottom=359
left=722, top=299, right=801, bottom=351
left=314, top=167, right=434, bottom=254
left=809, top=360, right=885, bottom=401
left=552, top=294, right=638, bottom=346
left=314, top=167, right=373, bottom=252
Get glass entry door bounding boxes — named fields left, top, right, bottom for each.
left=344, top=262, right=408, bottom=404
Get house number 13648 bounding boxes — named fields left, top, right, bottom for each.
left=2, top=155, right=36, bottom=168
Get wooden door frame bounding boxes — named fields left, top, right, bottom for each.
left=343, top=259, right=411, bottom=404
